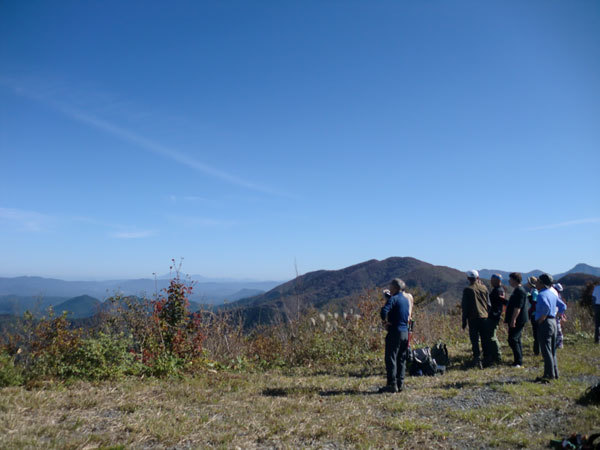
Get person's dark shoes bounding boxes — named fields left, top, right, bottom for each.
left=534, top=377, right=551, bottom=384
left=378, top=385, right=398, bottom=393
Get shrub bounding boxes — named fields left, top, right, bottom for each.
left=56, top=333, right=142, bottom=380
left=0, top=352, right=23, bottom=387
left=143, top=352, right=186, bottom=377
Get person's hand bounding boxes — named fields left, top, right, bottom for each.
left=382, top=289, right=391, bottom=299
left=510, top=320, right=516, bottom=328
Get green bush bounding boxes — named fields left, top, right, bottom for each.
left=31, top=333, right=142, bottom=381
left=0, top=352, right=23, bottom=387
left=143, top=352, right=186, bottom=377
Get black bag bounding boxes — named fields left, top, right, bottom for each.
left=409, top=347, right=438, bottom=376
left=431, top=342, right=450, bottom=367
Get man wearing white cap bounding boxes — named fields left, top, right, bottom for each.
left=461, top=270, right=491, bottom=369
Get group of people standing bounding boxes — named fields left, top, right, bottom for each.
left=461, top=270, right=566, bottom=382
left=378, top=270, right=575, bottom=393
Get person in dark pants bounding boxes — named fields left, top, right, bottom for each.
left=534, top=273, right=559, bottom=382
left=527, top=276, right=540, bottom=355
left=505, top=272, right=528, bottom=367
left=461, top=270, right=491, bottom=369
left=379, top=278, right=412, bottom=393
left=593, top=281, right=600, bottom=344
left=487, top=274, right=507, bottom=366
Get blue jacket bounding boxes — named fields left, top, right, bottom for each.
left=381, top=292, right=411, bottom=332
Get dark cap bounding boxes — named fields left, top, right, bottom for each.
left=538, top=273, right=553, bottom=287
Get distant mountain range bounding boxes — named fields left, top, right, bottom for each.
left=478, top=263, right=600, bottom=284
left=1, top=260, right=597, bottom=324
left=0, top=276, right=280, bottom=305
left=225, top=259, right=600, bottom=326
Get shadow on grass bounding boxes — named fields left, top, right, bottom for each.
left=318, top=389, right=380, bottom=397
left=450, top=355, right=480, bottom=371
left=577, top=381, right=600, bottom=406
left=309, top=368, right=383, bottom=378
left=439, top=381, right=479, bottom=390
left=262, top=387, right=320, bottom=397
left=261, top=387, right=380, bottom=397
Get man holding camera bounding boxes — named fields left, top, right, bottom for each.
left=379, top=278, right=412, bottom=393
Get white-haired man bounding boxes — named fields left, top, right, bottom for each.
left=379, top=278, right=412, bottom=393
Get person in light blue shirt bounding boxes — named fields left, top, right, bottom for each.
left=535, top=274, right=560, bottom=382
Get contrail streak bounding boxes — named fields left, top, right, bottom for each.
left=3, top=80, right=289, bottom=197
left=525, top=218, right=600, bottom=231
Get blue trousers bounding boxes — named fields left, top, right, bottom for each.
left=385, top=330, right=409, bottom=389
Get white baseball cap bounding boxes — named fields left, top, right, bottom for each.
left=466, top=269, right=479, bottom=279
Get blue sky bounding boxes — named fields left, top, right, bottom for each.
left=1, top=1, right=599, bottom=280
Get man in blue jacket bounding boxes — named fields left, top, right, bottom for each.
left=379, top=278, right=412, bottom=393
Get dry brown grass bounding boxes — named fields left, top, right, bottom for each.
left=1, top=330, right=599, bottom=449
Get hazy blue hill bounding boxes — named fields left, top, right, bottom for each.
left=0, top=276, right=280, bottom=305
left=558, top=272, right=600, bottom=286
left=54, top=295, right=102, bottom=319
left=0, top=295, right=69, bottom=316
left=478, top=269, right=543, bottom=284
left=479, top=264, right=600, bottom=284
left=556, top=272, right=600, bottom=302
left=226, top=288, right=265, bottom=302
left=555, top=263, right=600, bottom=280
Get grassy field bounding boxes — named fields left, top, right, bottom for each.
left=1, top=332, right=599, bottom=449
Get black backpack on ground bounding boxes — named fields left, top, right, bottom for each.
left=409, top=347, right=439, bottom=376
left=431, top=342, right=450, bottom=367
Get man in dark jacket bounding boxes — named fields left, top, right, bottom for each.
left=527, top=276, right=540, bottom=355
left=487, top=274, right=507, bottom=366
left=505, top=272, right=528, bottom=367
left=379, top=278, right=412, bottom=393
left=461, top=270, right=491, bottom=369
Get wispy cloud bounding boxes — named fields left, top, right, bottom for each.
left=0, top=207, right=53, bottom=232
left=0, top=207, right=158, bottom=238
left=166, top=214, right=237, bottom=228
left=73, top=216, right=158, bottom=238
left=166, top=194, right=211, bottom=203
left=110, top=230, right=156, bottom=239
left=2, top=78, right=291, bottom=198
left=524, top=218, right=600, bottom=231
